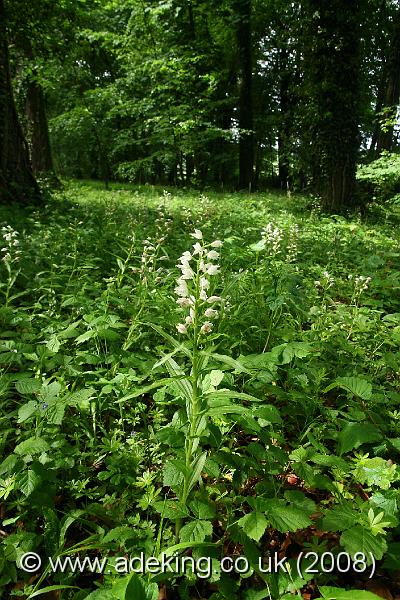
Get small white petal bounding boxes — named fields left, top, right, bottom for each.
left=210, top=240, right=222, bottom=248
left=207, top=250, right=219, bottom=260
left=190, top=229, right=203, bottom=240
left=176, top=323, right=187, bottom=334
left=207, top=296, right=222, bottom=303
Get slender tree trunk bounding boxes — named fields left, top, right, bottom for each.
left=278, top=47, right=290, bottom=189
left=0, top=0, right=40, bottom=204
left=376, top=7, right=400, bottom=155
left=235, top=0, right=254, bottom=191
left=25, top=76, right=55, bottom=175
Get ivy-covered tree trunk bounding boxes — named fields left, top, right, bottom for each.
left=0, top=0, right=40, bottom=204
left=302, top=0, right=364, bottom=211
left=375, top=6, right=400, bottom=155
left=235, top=0, right=254, bottom=191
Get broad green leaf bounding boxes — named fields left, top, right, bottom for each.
left=179, top=519, right=212, bottom=543
left=206, top=397, right=249, bottom=417
left=322, top=505, right=358, bottom=531
left=46, top=336, right=61, bottom=353
left=340, top=526, right=387, bottom=561
left=153, top=500, right=189, bottom=520
left=163, top=460, right=186, bottom=487
left=125, top=573, right=146, bottom=600
left=253, top=404, right=282, bottom=424
left=189, top=499, right=216, bottom=520
left=209, top=369, right=224, bottom=388
left=338, top=422, right=382, bottom=454
left=17, top=469, right=42, bottom=496
left=15, top=379, right=42, bottom=395
left=46, top=401, right=66, bottom=425
left=237, top=512, right=268, bottom=542
left=352, top=457, right=397, bottom=489
left=75, top=329, right=96, bottom=344
left=325, top=377, right=372, bottom=400
left=256, top=499, right=312, bottom=532
left=14, top=437, right=49, bottom=456
left=317, top=586, right=382, bottom=600
left=18, top=401, right=38, bottom=423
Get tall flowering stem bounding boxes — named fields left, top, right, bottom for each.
left=174, top=230, right=222, bottom=536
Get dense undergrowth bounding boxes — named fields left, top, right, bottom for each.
left=1, top=181, right=400, bottom=600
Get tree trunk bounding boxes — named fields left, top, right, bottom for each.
left=278, top=47, right=290, bottom=189
left=235, top=0, right=254, bottom=191
left=0, top=0, right=40, bottom=204
left=303, top=0, right=364, bottom=211
left=25, top=76, right=56, bottom=176
left=376, top=6, right=400, bottom=155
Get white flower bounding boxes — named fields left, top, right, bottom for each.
left=192, top=242, right=204, bottom=255
left=176, top=297, right=191, bottom=308
left=180, top=251, right=192, bottom=262
left=200, top=289, right=208, bottom=301
left=200, top=321, right=213, bottom=334
left=204, top=308, right=218, bottom=319
left=176, top=323, right=187, bottom=334
left=207, top=250, right=219, bottom=260
left=175, top=278, right=188, bottom=297
left=206, top=264, right=220, bottom=276
left=200, top=276, right=210, bottom=290
left=178, top=264, right=195, bottom=279
left=210, top=240, right=222, bottom=248
left=207, top=295, right=222, bottom=303
left=185, top=315, right=193, bottom=325
left=191, top=229, right=203, bottom=240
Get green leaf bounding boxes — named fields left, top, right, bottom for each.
left=17, top=469, right=42, bottom=496
left=164, top=357, right=193, bottom=403
left=352, top=457, right=397, bottom=489
left=237, top=512, right=268, bottom=542
left=189, top=499, right=216, bottom=520
left=322, top=505, right=358, bottom=531
left=75, top=329, right=96, bottom=344
left=187, top=452, right=207, bottom=494
left=125, top=574, right=146, bottom=600
left=17, top=401, right=38, bottom=423
left=325, top=377, right=372, bottom=400
left=340, top=526, right=387, bottom=561
left=317, top=586, right=382, bottom=600
left=256, top=499, right=312, bottom=532
left=210, top=369, right=224, bottom=388
left=46, top=336, right=61, bottom=353
left=153, top=500, right=189, bottom=520
left=15, top=379, right=42, bottom=395
left=338, top=422, right=382, bottom=454
left=253, top=405, right=282, bottom=424
left=29, top=586, right=79, bottom=598
left=179, top=519, right=212, bottom=543
left=14, top=437, right=50, bottom=456
left=211, top=353, right=251, bottom=374
left=46, top=401, right=66, bottom=425
left=206, top=397, right=249, bottom=417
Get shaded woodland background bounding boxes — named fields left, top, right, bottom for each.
left=1, top=0, right=400, bottom=210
